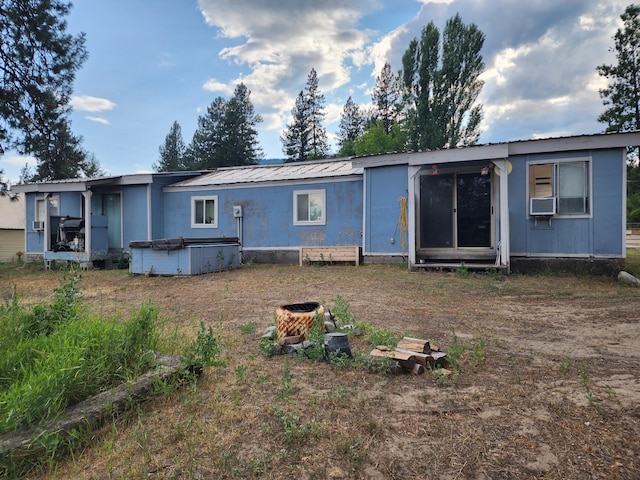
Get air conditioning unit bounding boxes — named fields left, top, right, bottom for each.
left=530, top=197, right=556, bottom=216
left=32, top=220, right=45, bottom=231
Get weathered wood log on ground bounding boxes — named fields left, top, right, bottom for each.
left=370, top=348, right=416, bottom=370
left=397, top=337, right=431, bottom=354
left=395, top=348, right=436, bottom=368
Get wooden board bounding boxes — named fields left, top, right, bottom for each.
left=300, top=246, right=361, bottom=266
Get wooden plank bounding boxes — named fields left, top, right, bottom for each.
left=300, top=246, right=361, bottom=266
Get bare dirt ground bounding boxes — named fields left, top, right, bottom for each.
left=4, top=261, right=640, bottom=479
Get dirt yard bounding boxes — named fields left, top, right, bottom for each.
left=4, top=261, right=640, bottom=479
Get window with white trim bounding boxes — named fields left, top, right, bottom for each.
left=192, top=196, right=218, bottom=228
left=35, top=196, right=59, bottom=221
left=294, top=190, right=325, bottom=225
left=528, top=159, right=589, bottom=215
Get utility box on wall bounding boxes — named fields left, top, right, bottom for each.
left=233, top=205, right=243, bottom=218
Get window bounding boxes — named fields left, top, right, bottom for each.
left=294, top=190, right=325, bottom=225
left=192, top=196, right=218, bottom=228
left=528, top=159, right=589, bottom=215
left=35, top=196, right=59, bottom=221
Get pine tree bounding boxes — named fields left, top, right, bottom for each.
left=281, top=68, right=329, bottom=162
left=0, top=0, right=89, bottom=179
left=372, top=62, right=404, bottom=135
left=185, top=83, right=263, bottom=169
left=219, top=83, right=263, bottom=166
left=185, top=97, right=227, bottom=169
left=305, top=69, right=329, bottom=159
left=281, top=91, right=310, bottom=162
left=337, top=97, right=364, bottom=157
left=154, top=121, right=187, bottom=172
left=401, top=14, right=485, bottom=150
left=597, top=4, right=640, bottom=133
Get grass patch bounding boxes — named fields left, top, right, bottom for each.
left=0, top=268, right=167, bottom=477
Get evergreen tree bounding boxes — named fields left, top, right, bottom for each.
left=305, top=69, right=329, bottom=159
left=28, top=120, right=90, bottom=181
left=154, top=121, right=187, bottom=172
left=0, top=0, right=89, bottom=179
left=401, top=14, right=485, bottom=150
left=281, top=68, right=328, bottom=161
left=337, top=97, right=365, bottom=157
left=372, top=62, right=404, bottom=135
left=597, top=4, right=640, bottom=133
left=186, top=83, right=263, bottom=169
left=281, top=91, right=310, bottom=162
left=219, top=83, right=263, bottom=166
left=598, top=5, right=640, bottom=222
left=185, top=97, right=227, bottom=169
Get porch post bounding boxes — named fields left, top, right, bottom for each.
left=494, top=159, right=510, bottom=271
left=408, top=165, right=420, bottom=270
left=82, top=190, right=92, bottom=259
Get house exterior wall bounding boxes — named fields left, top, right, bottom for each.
left=508, top=148, right=625, bottom=259
left=364, top=165, right=409, bottom=256
left=162, top=179, right=363, bottom=255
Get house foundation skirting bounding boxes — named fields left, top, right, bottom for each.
left=510, top=257, right=624, bottom=276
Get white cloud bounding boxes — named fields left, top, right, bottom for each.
left=70, top=96, right=116, bottom=112
left=1, top=155, right=37, bottom=167
left=197, top=0, right=378, bottom=131
left=85, top=116, right=110, bottom=125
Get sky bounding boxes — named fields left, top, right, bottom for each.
left=0, top=0, right=632, bottom=184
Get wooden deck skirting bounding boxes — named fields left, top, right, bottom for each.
left=300, top=246, right=361, bottom=266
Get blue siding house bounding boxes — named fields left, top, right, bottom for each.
left=13, top=131, right=640, bottom=274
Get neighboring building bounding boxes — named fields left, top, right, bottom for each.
left=13, top=131, right=640, bottom=274
left=0, top=193, right=25, bottom=263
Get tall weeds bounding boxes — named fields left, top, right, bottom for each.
left=0, top=269, right=159, bottom=435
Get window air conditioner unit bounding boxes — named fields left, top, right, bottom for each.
left=530, top=197, right=556, bottom=216
left=32, top=220, right=45, bottom=231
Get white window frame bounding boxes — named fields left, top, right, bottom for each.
left=35, top=195, right=59, bottom=221
left=293, top=189, right=326, bottom=226
left=528, top=158, right=591, bottom=217
left=191, top=195, right=218, bottom=228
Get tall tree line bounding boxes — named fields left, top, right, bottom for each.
left=334, top=14, right=485, bottom=159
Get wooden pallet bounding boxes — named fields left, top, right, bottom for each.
left=299, top=246, right=361, bottom=266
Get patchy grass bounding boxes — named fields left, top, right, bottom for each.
left=1, top=260, right=639, bottom=479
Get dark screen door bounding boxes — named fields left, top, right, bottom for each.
left=420, top=172, right=491, bottom=249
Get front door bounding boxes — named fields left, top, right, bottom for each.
left=419, top=170, right=492, bottom=251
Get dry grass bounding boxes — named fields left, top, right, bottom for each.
left=3, top=260, right=640, bottom=479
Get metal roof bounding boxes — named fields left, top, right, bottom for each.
left=0, top=193, right=25, bottom=230
left=170, top=160, right=362, bottom=187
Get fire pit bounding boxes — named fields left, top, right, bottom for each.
left=275, top=302, right=324, bottom=340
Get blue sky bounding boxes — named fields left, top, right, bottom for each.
left=0, top=0, right=631, bottom=183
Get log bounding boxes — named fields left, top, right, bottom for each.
left=395, top=348, right=435, bottom=368
left=431, top=351, right=448, bottom=367
left=397, top=336, right=431, bottom=354
left=411, top=363, right=425, bottom=375
left=370, top=348, right=416, bottom=370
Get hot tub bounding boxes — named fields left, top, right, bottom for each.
left=129, top=237, right=240, bottom=276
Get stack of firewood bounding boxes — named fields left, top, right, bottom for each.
left=370, top=336, right=447, bottom=375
